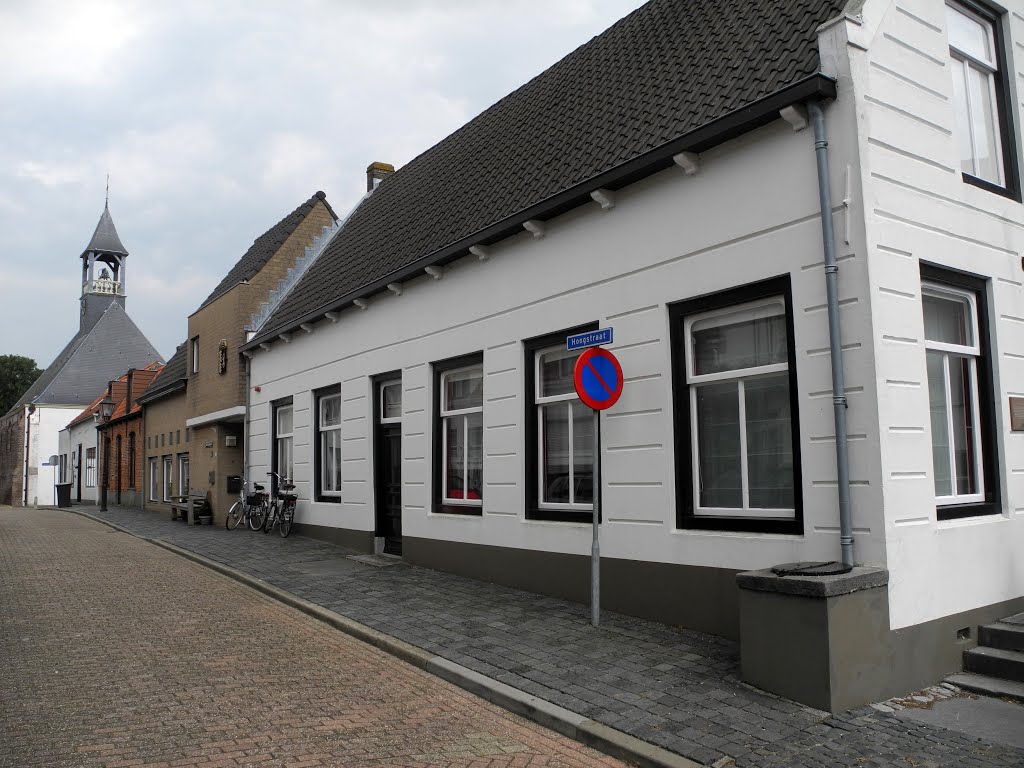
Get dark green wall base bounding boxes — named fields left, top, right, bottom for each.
left=738, top=568, right=1024, bottom=712
left=292, top=522, right=375, bottom=554
left=403, top=536, right=741, bottom=639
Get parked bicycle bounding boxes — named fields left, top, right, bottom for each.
left=263, top=471, right=297, bottom=538
left=225, top=478, right=269, bottom=531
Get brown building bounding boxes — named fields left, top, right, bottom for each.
left=137, top=343, right=189, bottom=514
left=137, top=192, right=336, bottom=523
left=64, top=362, right=161, bottom=508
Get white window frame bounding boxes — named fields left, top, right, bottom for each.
left=440, top=365, right=484, bottom=508
left=946, top=1, right=1005, bottom=186
left=148, top=458, right=158, bottom=502
left=535, top=346, right=593, bottom=511
left=275, top=404, right=294, bottom=484
left=684, top=296, right=794, bottom=519
left=86, top=448, right=97, bottom=488
left=318, top=391, right=342, bottom=497
left=163, top=456, right=173, bottom=501
left=380, top=380, right=402, bottom=424
left=191, top=337, right=200, bottom=374
left=922, top=282, right=986, bottom=506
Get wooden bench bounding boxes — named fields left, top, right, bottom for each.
left=170, top=493, right=209, bottom=525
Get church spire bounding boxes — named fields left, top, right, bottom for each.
left=79, top=194, right=129, bottom=331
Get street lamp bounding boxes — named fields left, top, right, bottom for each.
left=98, top=394, right=114, bottom=512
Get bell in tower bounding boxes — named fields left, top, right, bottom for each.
left=79, top=196, right=129, bottom=332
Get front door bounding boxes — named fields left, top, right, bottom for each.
left=375, top=378, right=402, bottom=555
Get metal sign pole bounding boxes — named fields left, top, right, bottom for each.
left=591, top=407, right=600, bottom=628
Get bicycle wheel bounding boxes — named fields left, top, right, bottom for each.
left=226, top=500, right=244, bottom=530
left=280, top=500, right=294, bottom=538
left=247, top=500, right=267, bottom=531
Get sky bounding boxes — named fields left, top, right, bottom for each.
left=0, top=0, right=647, bottom=367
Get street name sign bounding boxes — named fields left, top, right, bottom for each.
left=566, top=327, right=613, bottom=351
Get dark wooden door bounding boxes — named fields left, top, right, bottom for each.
left=375, top=424, right=402, bottom=555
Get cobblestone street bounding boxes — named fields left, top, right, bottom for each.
left=0, top=507, right=625, bottom=768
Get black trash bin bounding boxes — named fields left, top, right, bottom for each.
left=55, top=482, right=72, bottom=508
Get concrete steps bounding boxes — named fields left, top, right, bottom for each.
left=946, top=613, right=1024, bottom=701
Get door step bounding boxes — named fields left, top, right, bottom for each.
left=945, top=672, right=1024, bottom=704
left=979, top=621, right=1024, bottom=652
left=963, top=645, right=1024, bottom=684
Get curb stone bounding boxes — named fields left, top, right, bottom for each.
left=64, top=507, right=702, bottom=768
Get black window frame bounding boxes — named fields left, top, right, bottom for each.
left=920, top=263, right=1000, bottom=520
left=948, top=0, right=1021, bottom=202
left=314, top=384, right=342, bottom=503
left=524, top=322, right=599, bottom=523
left=432, top=351, right=485, bottom=516
left=669, top=276, right=804, bottom=534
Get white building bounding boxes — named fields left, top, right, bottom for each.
left=242, top=0, right=1024, bottom=710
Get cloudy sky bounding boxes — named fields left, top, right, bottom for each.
left=0, top=0, right=646, bottom=367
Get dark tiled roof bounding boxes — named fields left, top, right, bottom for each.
left=9, top=303, right=164, bottom=413
left=81, top=203, right=128, bottom=257
left=198, top=191, right=338, bottom=311
left=137, top=342, right=187, bottom=404
left=252, top=0, right=845, bottom=343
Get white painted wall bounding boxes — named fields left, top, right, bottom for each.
left=26, top=405, right=81, bottom=507
left=249, top=95, right=885, bottom=575
left=65, top=417, right=99, bottom=503
left=844, top=0, right=1024, bottom=628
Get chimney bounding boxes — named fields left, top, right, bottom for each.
left=366, top=161, right=395, bottom=192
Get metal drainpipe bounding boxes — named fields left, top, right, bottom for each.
left=23, top=405, right=33, bottom=506
left=244, top=354, right=251, bottom=490
left=808, top=100, right=855, bottom=569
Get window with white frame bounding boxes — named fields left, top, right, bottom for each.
left=535, top=346, right=594, bottom=513
left=86, top=447, right=97, bottom=487
left=685, top=297, right=795, bottom=517
left=946, top=1, right=1009, bottom=189
left=922, top=281, right=988, bottom=507
left=163, top=456, right=173, bottom=501
left=148, top=458, right=158, bottom=501
left=275, top=403, right=294, bottom=483
left=439, top=364, right=483, bottom=512
left=318, top=389, right=342, bottom=498
left=191, top=337, right=200, bottom=374
left=670, top=279, right=802, bottom=533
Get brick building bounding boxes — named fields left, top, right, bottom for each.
left=137, top=344, right=188, bottom=515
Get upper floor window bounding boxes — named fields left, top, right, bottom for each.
left=947, top=1, right=1012, bottom=192
left=437, top=361, right=483, bottom=513
left=191, top=337, right=200, bottom=374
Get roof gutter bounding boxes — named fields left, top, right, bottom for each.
left=244, top=73, right=837, bottom=351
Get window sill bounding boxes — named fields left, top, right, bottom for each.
left=962, top=172, right=1020, bottom=203
left=936, top=500, right=1001, bottom=522
left=678, top=515, right=802, bottom=535
left=432, top=504, right=483, bottom=517
left=314, top=495, right=342, bottom=504
left=527, top=507, right=596, bottom=524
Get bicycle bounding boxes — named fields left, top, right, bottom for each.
left=225, top=479, right=269, bottom=531
left=262, top=472, right=297, bottom=538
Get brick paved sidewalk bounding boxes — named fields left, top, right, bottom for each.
left=74, top=504, right=1024, bottom=767
left=0, top=507, right=626, bottom=768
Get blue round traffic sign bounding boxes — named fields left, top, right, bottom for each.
left=574, top=347, right=623, bottom=411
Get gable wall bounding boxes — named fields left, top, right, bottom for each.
left=847, top=0, right=1024, bottom=629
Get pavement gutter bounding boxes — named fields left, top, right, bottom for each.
left=65, top=508, right=702, bottom=768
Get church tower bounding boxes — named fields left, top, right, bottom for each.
left=79, top=200, right=128, bottom=332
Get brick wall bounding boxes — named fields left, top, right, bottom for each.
left=0, top=409, right=25, bottom=506
left=142, top=389, right=188, bottom=512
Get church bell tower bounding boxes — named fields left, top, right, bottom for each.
left=79, top=199, right=128, bottom=332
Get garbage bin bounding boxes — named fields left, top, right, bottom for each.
left=55, top=482, right=72, bottom=508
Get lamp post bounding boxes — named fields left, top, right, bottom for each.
left=98, top=394, right=114, bottom=512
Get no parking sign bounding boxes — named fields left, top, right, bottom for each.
left=573, top=347, right=623, bottom=411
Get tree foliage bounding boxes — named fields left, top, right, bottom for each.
left=0, top=355, right=42, bottom=415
